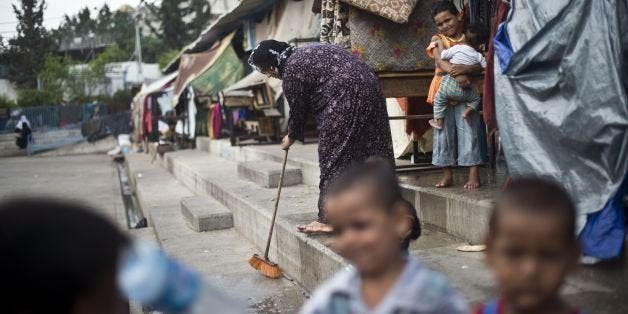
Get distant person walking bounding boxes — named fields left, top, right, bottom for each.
left=14, top=115, right=31, bottom=150
left=248, top=40, right=394, bottom=234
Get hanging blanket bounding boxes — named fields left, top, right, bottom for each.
left=340, top=0, right=418, bottom=24
left=349, top=0, right=438, bottom=72
left=320, top=0, right=351, bottom=48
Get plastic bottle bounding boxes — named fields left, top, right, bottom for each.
left=118, top=241, right=246, bottom=314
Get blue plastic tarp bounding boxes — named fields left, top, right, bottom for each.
left=494, top=0, right=628, bottom=259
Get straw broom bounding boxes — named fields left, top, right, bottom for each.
left=248, top=149, right=289, bottom=279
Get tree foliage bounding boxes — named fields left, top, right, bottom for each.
left=158, top=49, right=181, bottom=70
left=53, top=5, right=138, bottom=62
left=32, top=45, right=127, bottom=105
left=146, top=0, right=213, bottom=51
left=0, top=95, right=17, bottom=108
left=6, top=0, right=54, bottom=87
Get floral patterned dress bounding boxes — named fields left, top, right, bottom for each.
left=282, top=44, right=394, bottom=222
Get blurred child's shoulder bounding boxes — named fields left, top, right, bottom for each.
left=394, top=256, right=469, bottom=312
left=299, top=265, right=357, bottom=314
left=404, top=257, right=462, bottom=296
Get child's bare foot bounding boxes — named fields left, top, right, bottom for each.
left=463, top=107, right=475, bottom=120
left=464, top=166, right=481, bottom=189
left=435, top=167, right=453, bottom=188
left=429, top=118, right=443, bottom=129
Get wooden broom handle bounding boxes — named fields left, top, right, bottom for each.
left=264, top=149, right=289, bottom=260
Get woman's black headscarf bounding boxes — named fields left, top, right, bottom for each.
left=247, top=40, right=296, bottom=76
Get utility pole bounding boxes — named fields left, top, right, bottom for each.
left=135, top=0, right=145, bottom=84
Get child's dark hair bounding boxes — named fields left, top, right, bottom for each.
left=0, top=198, right=130, bottom=313
left=489, top=178, right=576, bottom=243
left=400, top=199, right=422, bottom=251
left=326, top=158, right=421, bottom=250
left=431, top=0, right=459, bottom=20
left=465, top=23, right=489, bottom=49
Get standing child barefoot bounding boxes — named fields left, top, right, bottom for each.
left=426, top=1, right=484, bottom=189
left=476, top=178, right=583, bottom=314
left=300, top=160, right=468, bottom=314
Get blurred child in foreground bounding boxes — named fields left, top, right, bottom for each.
left=476, top=178, right=583, bottom=314
left=0, top=198, right=130, bottom=314
left=300, top=159, right=468, bottom=314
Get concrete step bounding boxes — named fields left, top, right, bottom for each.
left=32, top=129, right=83, bottom=138
left=181, top=196, right=233, bottom=232
left=238, top=160, right=302, bottom=188
left=193, top=137, right=494, bottom=244
left=34, top=136, right=115, bottom=157
left=126, top=153, right=306, bottom=312
left=196, top=136, right=211, bottom=153
left=0, top=133, right=16, bottom=142
left=162, top=149, right=626, bottom=311
left=159, top=150, right=502, bottom=304
left=0, top=139, right=16, bottom=150
left=163, top=150, right=343, bottom=292
left=197, top=137, right=321, bottom=187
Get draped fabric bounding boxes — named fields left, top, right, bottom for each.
left=349, top=0, right=439, bottom=72
left=482, top=0, right=509, bottom=132
left=493, top=0, right=628, bottom=260
left=320, top=0, right=351, bottom=48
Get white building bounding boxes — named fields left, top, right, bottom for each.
left=69, top=62, right=163, bottom=97
left=0, top=79, right=17, bottom=101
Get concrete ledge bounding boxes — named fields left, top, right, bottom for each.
left=196, top=136, right=210, bottom=153
left=203, top=139, right=493, bottom=244
left=400, top=183, right=493, bottom=244
left=126, top=153, right=304, bottom=310
left=181, top=195, right=233, bottom=232
left=164, top=150, right=345, bottom=292
left=207, top=139, right=321, bottom=187
left=238, top=160, right=302, bottom=188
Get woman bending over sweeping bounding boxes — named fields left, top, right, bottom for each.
left=248, top=40, right=394, bottom=234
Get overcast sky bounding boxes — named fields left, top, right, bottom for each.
left=0, top=0, right=151, bottom=39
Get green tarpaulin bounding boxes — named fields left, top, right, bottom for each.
left=190, top=43, right=244, bottom=96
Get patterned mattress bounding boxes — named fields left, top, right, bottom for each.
left=349, top=0, right=439, bottom=72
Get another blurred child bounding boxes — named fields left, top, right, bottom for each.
left=300, top=160, right=468, bottom=314
left=476, top=178, right=582, bottom=314
left=0, top=198, right=130, bottom=314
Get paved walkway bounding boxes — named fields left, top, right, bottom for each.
left=0, top=155, right=126, bottom=227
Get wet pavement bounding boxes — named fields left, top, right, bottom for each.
left=0, top=154, right=126, bottom=227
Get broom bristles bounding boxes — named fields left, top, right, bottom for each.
left=248, top=255, right=263, bottom=270
left=259, top=261, right=282, bottom=279
left=249, top=254, right=282, bottom=278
